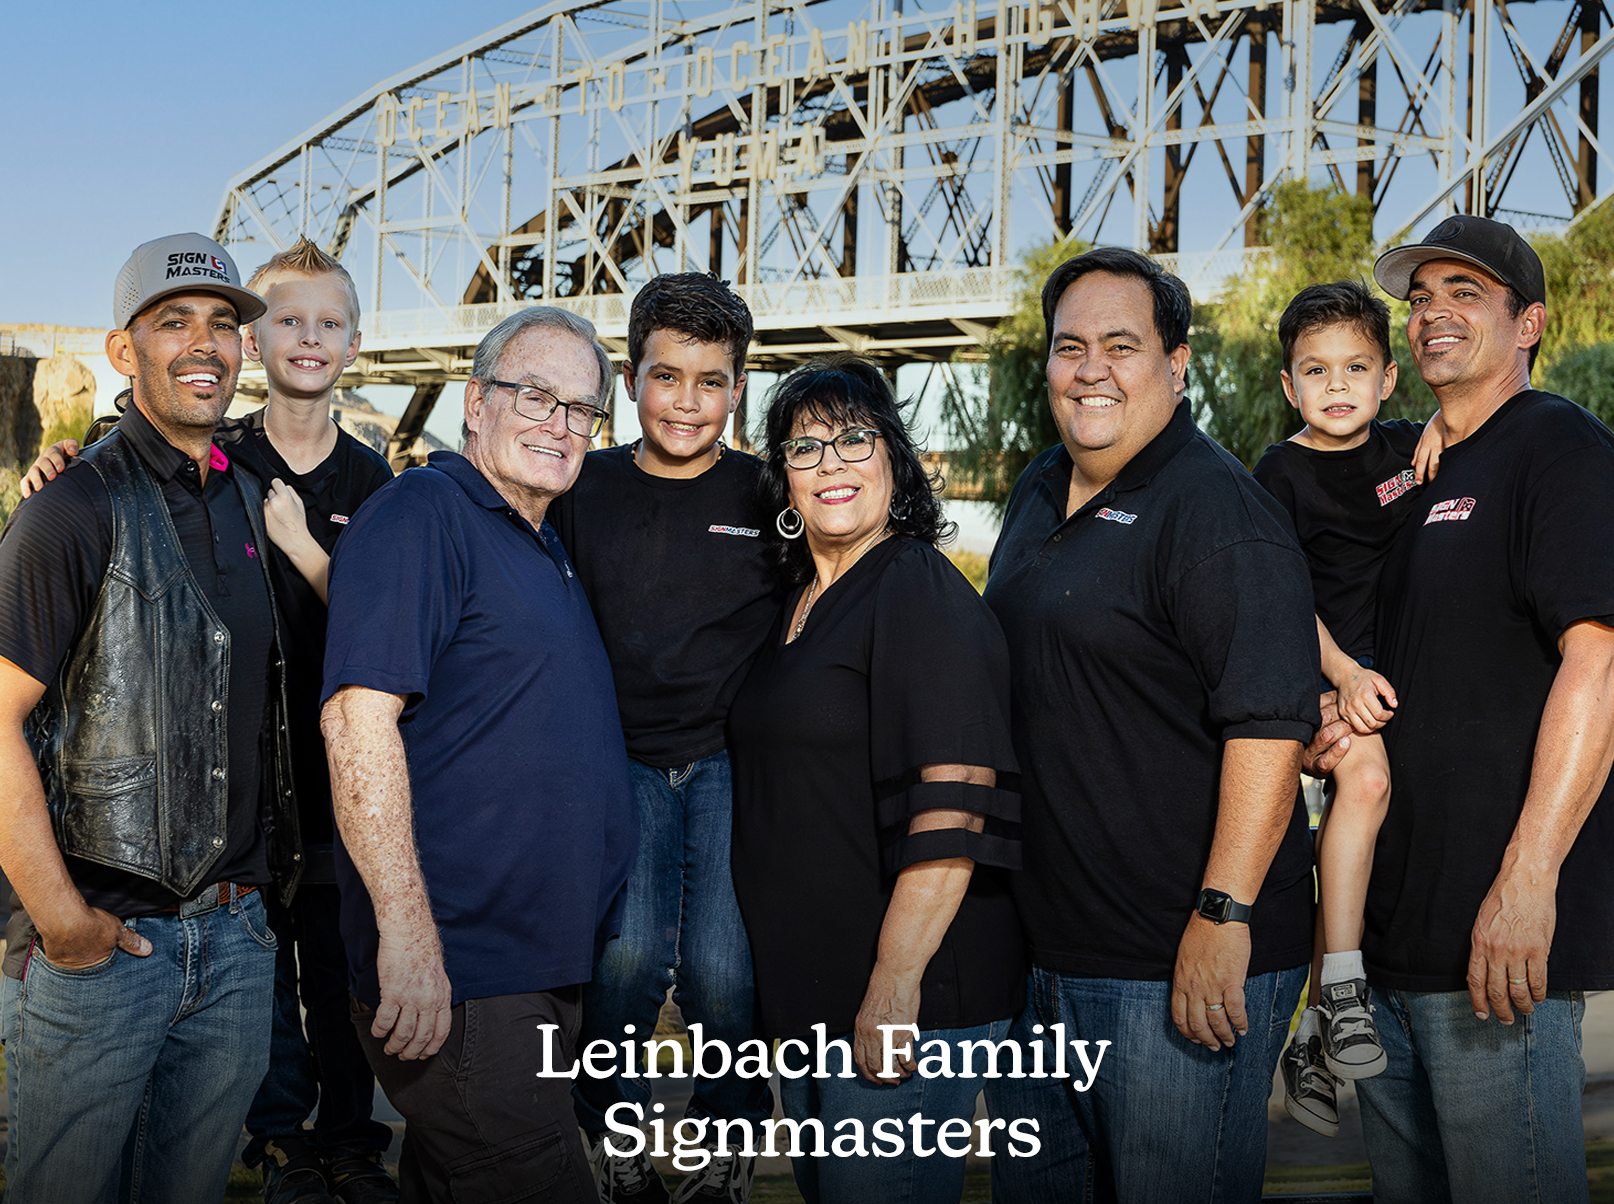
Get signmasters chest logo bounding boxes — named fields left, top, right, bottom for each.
left=1376, top=468, right=1416, bottom=507
left=165, top=251, right=232, bottom=283
left=1094, top=507, right=1137, bottom=525
left=1423, top=496, right=1477, bottom=525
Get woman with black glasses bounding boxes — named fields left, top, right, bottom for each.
left=728, top=354, right=1026, bottom=1204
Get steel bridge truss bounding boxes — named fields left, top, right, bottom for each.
left=214, top=0, right=1614, bottom=452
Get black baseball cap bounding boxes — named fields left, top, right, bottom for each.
left=1373, top=215, right=1546, bottom=307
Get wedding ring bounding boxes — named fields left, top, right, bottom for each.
left=1206, top=1002, right=1225, bottom=1011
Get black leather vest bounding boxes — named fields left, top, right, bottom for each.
left=25, top=430, right=302, bottom=902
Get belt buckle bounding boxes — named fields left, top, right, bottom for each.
left=177, top=885, right=224, bottom=920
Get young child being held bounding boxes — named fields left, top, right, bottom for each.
left=1251, top=280, right=1442, bottom=1140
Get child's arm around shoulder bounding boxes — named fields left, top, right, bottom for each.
left=1412, top=411, right=1448, bottom=484
left=19, top=440, right=81, bottom=499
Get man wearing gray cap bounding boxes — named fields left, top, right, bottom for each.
left=1317, top=215, right=1614, bottom=1202
left=0, top=233, right=301, bottom=1204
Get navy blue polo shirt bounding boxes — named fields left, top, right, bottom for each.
left=323, top=451, right=636, bottom=1006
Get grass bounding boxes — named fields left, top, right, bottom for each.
left=946, top=548, right=990, bottom=593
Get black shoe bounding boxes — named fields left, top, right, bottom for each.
left=1318, top=977, right=1388, bottom=1080
left=262, top=1139, right=338, bottom=1204
left=670, top=1150, right=755, bottom=1203
left=328, top=1150, right=400, bottom=1204
left=1281, top=1022, right=1341, bottom=1138
left=587, top=1130, right=672, bottom=1203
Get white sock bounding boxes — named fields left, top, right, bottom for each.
left=1296, top=1006, right=1321, bottom=1041
left=1321, top=950, right=1365, bottom=986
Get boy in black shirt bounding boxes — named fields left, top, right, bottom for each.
left=1252, top=282, right=1438, bottom=1138
left=25, top=240, right=396, bottom=1204
left=551, top=274, right=776, bottom=1204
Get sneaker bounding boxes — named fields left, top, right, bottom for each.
left=1318, top=977, right=1388, bottom=1079
left=262, top=1139, right=338, bottom=1204
left=327, top=1151, right=399, bottom=1204
left=587, top=1131, right=672, bottom=1204
left=670, top=1150, right=756, bottom=1204
left=1281, top=1028, right=1340, bottom=1138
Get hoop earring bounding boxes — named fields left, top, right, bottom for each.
left=776, top=507, right=805, bottom=539
left=889, top=496, right=913, bottom=524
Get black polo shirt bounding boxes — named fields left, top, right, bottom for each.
left=985, top=402, right=1320, bottom=981
left=0, top=400, right=274, bottom=968
left=1370, top=390, right=1614, bottom=991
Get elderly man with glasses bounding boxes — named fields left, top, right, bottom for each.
left=320, top=307, right=638, bottom=1204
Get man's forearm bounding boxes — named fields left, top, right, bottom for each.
left=0, top=726, right=95, bottom=944
left=321, top=687, right=436, bottom=938
left=1506, top=620, right=1614, bottom=876
left=1203, top=738, right=1305, bottom=900
left=0, top=661, right=97, bottom=948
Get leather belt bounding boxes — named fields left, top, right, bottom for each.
left=160, top=882, right=257, bottom=920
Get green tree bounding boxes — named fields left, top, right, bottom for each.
left=943, top=182, right=1447, bottom=505
left=1192, top=179, right=1436, bottom=468
left=940, top=237, right=1084, bottom=511
left=1529, top=200, right=1614, bottom=430
left=1532, top=199, right=1614, bottom=373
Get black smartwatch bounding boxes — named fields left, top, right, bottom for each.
left=1195, top=888, right=1252, bottom=925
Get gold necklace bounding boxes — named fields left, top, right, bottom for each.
left=632, top=438, right=725, bottom=466
left=789, top=527, right=893, bottom=642
left=792, top=574, right=820, bottom=641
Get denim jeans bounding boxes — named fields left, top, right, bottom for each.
left=0, top=888, right=276, bottom=1204
left=986, top=964, right=1307, bottom=1204
left=779, top=1019, right=1012, bottom=1204
left=242, top=883, right=392, bottom=1165
left=573, top=751, right=772, bottom=1131
left=1357, top=988, right=1588, bottom=1204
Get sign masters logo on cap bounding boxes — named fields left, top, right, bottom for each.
left=1372, top=214, right=1547, bottom=307
left=113, top=233, right=268, bottom=329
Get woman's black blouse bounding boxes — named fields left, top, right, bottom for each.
left=728, top=537, right=1026, bottom=1040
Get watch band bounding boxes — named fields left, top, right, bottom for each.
left=1195, top=888, right=1252, bottom=925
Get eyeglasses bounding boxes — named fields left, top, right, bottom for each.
left=779, top=428, right=882, bottom=470
left=487, top=380, right=609, bottom=439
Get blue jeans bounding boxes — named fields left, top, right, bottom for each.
left=573, top=752, right=771, bottom=1131
left=0, top=888, right=276, bottom=1204
left=986, top=964, right=1307, bottom=1204
left=1357, top=988, right=1588, bottom=1204
left=242, top=883, right=391, bottom=1165
left=779, top=1019, right=1012, bottom=1204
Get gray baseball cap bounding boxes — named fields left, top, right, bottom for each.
left=113, top=233, right=266, bottom=329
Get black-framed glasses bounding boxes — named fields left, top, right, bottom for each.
left=780, top=427, right=882, bottom=470
left=488, top=379, right=609, bottom=439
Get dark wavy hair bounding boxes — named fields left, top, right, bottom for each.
left=759, top=354, right=954, bottom=584
left=628, top=272, right=754, bottom=379
left=1278, top=280, right=1392, bottom=371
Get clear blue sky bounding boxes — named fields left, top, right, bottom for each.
left=3, top=0, right=1579, bottom=326
left=0, top=1, right=518, bottom=328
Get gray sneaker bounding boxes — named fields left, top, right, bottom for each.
left=1319, top=977, right=1387, bottom=1079
left=586, top=1131, right=671, bottom=1204
left=1281, top=1024, right=1340, bottom=1138
left=669, top=1150, right=755, bottom=1204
